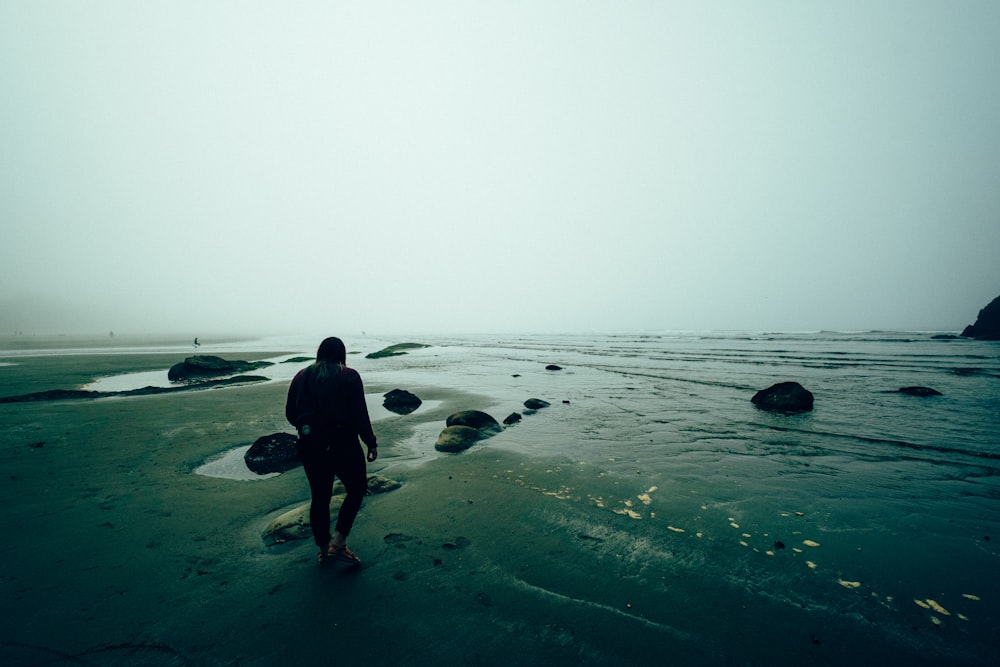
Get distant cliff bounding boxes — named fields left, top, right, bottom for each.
left=961, top=294, right=1000, bottom=340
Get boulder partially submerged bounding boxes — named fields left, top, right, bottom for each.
left=434, top=425, right=485, bottom=453
left=244, top=432, right=300, bottom=474
left=961, top=294, right=1000, bottom=340
left=898, top=386, right=942, bottom=397
left=168, top=355, right=273, bottom=381
left=751, top=382, right=814, bottom=414
left=365, top=343, right=429, bottom=359
left=446, top=410, right=502, bottom=434
left=434, top=410, right=502, bottom=452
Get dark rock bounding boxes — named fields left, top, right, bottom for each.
left=898, top=386, right=942, bottom=397
left=503, top=412, right=522, bottom=425
left=168, top=355, right=273, bottom=381
left=751, top=382, right=814, bottom=413
left=283, top=356, right=313, bottom=363
left=961, top=294, right=1000, bottom=340
left=244, top=432, right=300, bottom=474
left=524, top=398, right=551, bottom=410
left=545, top=364, right=563, bottom=371
left=434, top=425, right=484, bottom=453
left=366, top=343, right=429, bottom=359
left=446, top=410, right=502, bottom=435
left=383, top=388, right=422, bottom=415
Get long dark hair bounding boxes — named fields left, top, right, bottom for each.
left=313, top=336, right=346, bottom=381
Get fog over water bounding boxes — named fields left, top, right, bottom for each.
left=2, top=2, right=998, bottom=336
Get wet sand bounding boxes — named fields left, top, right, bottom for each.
left=0, top=349, right=986, bottom=665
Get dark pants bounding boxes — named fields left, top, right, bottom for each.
left=299, top=437, right=368, bottom=548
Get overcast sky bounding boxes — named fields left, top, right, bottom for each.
left=2, top=1, right=998, bottom=336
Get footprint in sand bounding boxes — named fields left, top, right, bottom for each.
left=442, top=536, right=471, bottom=550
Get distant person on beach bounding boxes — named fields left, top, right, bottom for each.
left=193, top=337, right=199, bottom=347
left=285, top=336, right=378, bottom=565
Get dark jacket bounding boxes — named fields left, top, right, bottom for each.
left=285, top=364, right=377, bottom=448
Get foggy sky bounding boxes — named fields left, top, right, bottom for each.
left=2, top=1, right=999, bottom=336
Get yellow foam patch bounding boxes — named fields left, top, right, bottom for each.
left=926, top=600, right=950, bottom=616
left=667, top=526, right=685, bottom=533
left=962, top=593, right=980, bottom=601
left=914, top=599, right=930, bottom=609
left=838, top=580, right=861, bottom=589
left=806, top=560, right=816, bottom=569
left=803, top=540, right=820, bottom=547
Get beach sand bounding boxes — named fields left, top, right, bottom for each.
left=0, top=350, right=974, bottom=666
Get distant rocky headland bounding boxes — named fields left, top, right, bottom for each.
left=961, top=294, right=1000, bottom=340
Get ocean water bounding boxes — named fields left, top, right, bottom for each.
left=16, top=330, right=1000, bottom=660
left=352, top=330, right=1000, bottom=660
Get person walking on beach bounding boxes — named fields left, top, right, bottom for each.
left=285, top=336, right=378, bottom=565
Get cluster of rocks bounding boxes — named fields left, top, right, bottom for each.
left=431, top=362, right=567, bottom=452
left=433, top=397, right=555, bottom=453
